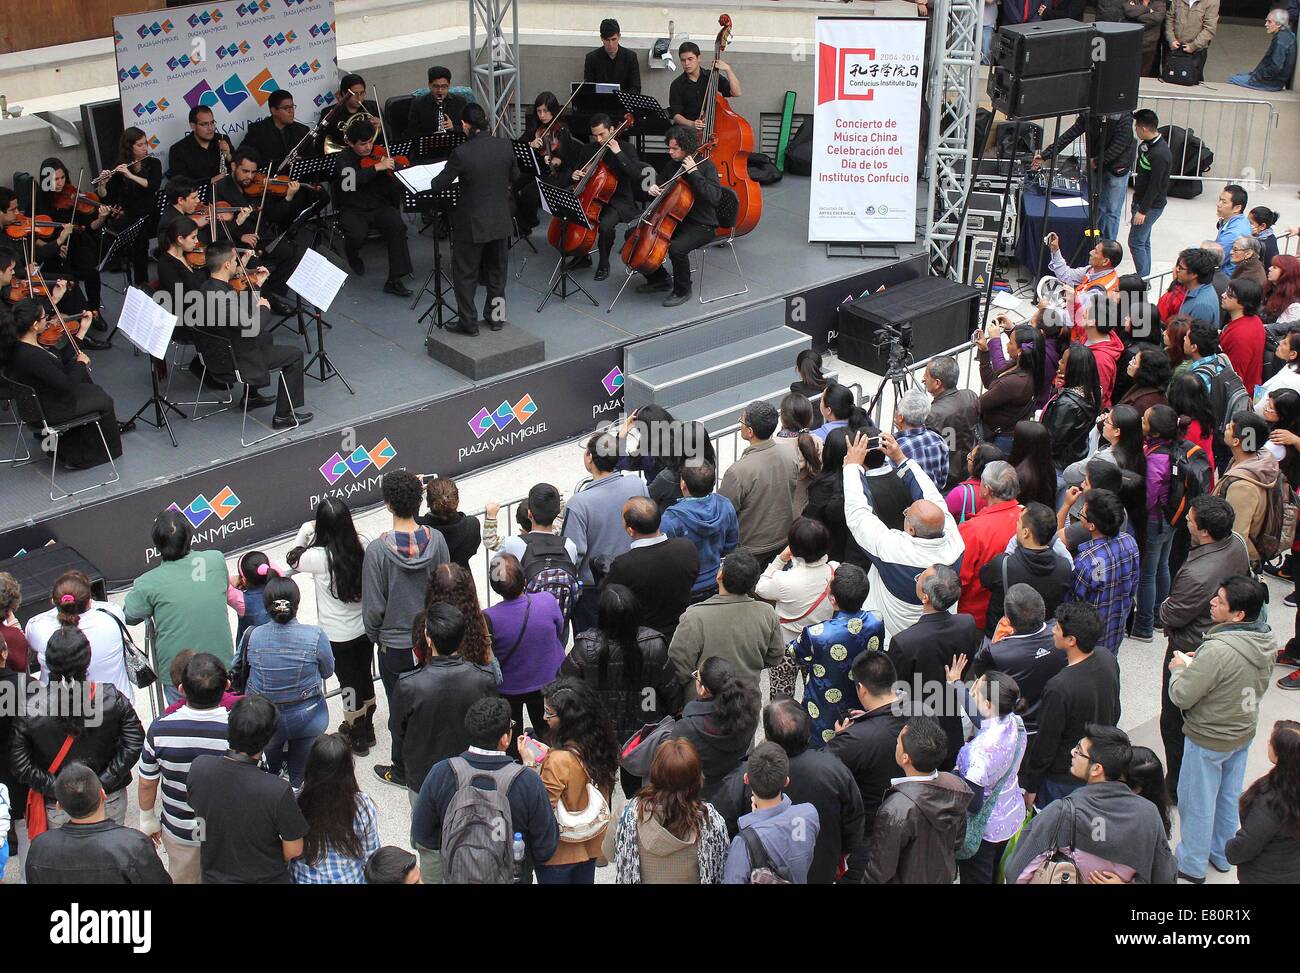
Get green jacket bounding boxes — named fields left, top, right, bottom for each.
left=124, top=549, right=234, bottom=675
left=668, top=593, right=784, bottom=690
left=1168, top=619, right=1273, bottom=752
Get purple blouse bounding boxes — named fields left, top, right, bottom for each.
left=955, top=713, right=1027, bottom=843
left=484, top=592, right=566, bottom=695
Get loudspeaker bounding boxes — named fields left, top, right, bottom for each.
left=989, top=68, right=1092, bottom=120
left=836, top=277, right=981, bottom=374
left=0, top=544, right=108, bottom=629
left=1091, top=22, right=1144, bottom=114
left=991, top=20, right=1095, bottom=77
left=79, top=99, right=123, bottom=177
left=994, top=121, right=1043, bottom=159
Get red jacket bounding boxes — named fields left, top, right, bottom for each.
left=1220, top=315, right=1265, bottom=397
left=957, top=499, right=1023, bottom=631
left=1088, top=332, right=1126, bottom=410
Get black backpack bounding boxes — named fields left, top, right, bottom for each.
left=785, top=119, right=813, bottom=176
left=1152, top=439, right=1213, bottom=527
left=746, top=152, right=783, bottom=185
left=520, top=532, right=579, bottom=622
left=1160, top=124, right=1214, bottom=200
left=1190, top=355, right=1250, bottom=468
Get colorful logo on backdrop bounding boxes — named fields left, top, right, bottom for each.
left=313, top=91, right=337, bottom=108
left=237, top=0, right=273, bottom=16
left=185, top=70, right=280, bottom=113
left=168, top=487, right=241, bottom=528
left=132, top=99, right=170, bottom=118
left=186, top=9, right=224, bottom=29
left=263, top=31, right=298, bottom=48
left=319, top=438, right=396, bottom=485
left=601, top=367, right=624, bottom=397
left=816, top=44, right=920, bottom=105
left=216, top=40, right=254, bottom=60
left=113, top=30, right=124, bottom=45
left=288, top=59, right=324, bottom=78
left=145, top=134, right=161, bottom=151
left=136, top=20, right=174, bottom=39
left=119, top=63, right=154, bottom=83
left=469, top=396, right=538, bottom=439
left=308, top=21, right=335, bottom=38
left=165, top=53, right=203, bottom=72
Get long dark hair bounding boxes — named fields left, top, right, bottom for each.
left=636, top=737, right=709, bottom=841
left=310, top=498, right=365, bottom=604
left=1166, top=372, right=1216, bottom=443
left=1129, top=344, right=1171, bottom=392
left=796, top=349, right=828, bottom=391
left=1240, top=720, right=1300, bottom=839
left=1107, top=404, right=1147, bottom=481
left=1061, top=343, right=1102, bottom=411
left=543, top=677, right=620, bottom=795
left=1267, top=388, right=1300, bottom=488
left=528, top=90, right=562, bottom=131
left=1010, top=323, right=1046, bottom=401
left=1008, top=421, right=1056, bottom=508
left=822, top=383, right=868, bottom=426
left=119, top=126, right=148, bottom=164
left=36, top=157, right=72, bottom=211
left=425, top=563, right=491, bottom=666
left=44, top=625, right=92, bottom=737
left=779, top=392, right=823, bottom=477
left=596, top=583, right=643, bottom=689
left=1123, top=745, right=1173, bottom=837
left=699, top=656, right=759, bottom=740
left=298, top=734, right=367, bottom=865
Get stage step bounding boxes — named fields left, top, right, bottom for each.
left=669, top=372, right=822, bottom=435
left=624, top=303, right=791, bottom=375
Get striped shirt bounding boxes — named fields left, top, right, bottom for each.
left=139, top=704, right=231, bottom=844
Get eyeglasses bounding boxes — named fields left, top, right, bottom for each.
left=543, top=709, right=558, bottom=720
left=1231, top=245, right=1248, bottom=253
left=275, top=103, right=296, bottom=111
left=1071, top=744, right=1095, bottom=762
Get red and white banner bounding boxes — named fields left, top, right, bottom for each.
left=808, top=17, right=926, bottom=243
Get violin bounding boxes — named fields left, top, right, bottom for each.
left=359, top=145, right=410, bottom=171
left=547, top=112, right=636, bottom=257
left=4, top=214, right=69, bottom=240
left=703, top=14, right=760, bottom=238
left=621, top=140, right=718, bottom=276
left=243, top=173, right=294, bottom=197
left=51, top=186, right=121, bottom=219
left=212, top=202, right=257, bottom=219
left=185, top=245, right=208, bottom=269
left=7, top=277, right=52, bottom=302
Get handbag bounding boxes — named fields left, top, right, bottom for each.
left=619, top=715, right=676, bottom=778
left=957, top=723, right=1025, bottom=860
left=1027, top=797, right=1081, bottom=884
left=95, top=608, right=157, bottom=690
left=1162, top=49, right=1203, bottom=87
left=24, top=683, right=94, bottom=840
left=554, top=752, right=611, bottom=843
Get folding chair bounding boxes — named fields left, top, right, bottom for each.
left=187, top=334, right=299, bottom=447
left=694, top=187, right=748, bottom=305
left=0, top=373, right=32, bottom=465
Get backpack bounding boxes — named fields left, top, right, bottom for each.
left=746, top=151, right=783, bottom=185
left=739, top=826, right=793, bottom=885
left=520, top=532, right=579, bottom=622
left=1255, top=474, right=1296, bottom=564
left=440, top=757, right=526, bottom=885
left=1160, top=124, right=1214, bottom=200
left=1153, top=440, right=1213, bottom=527
left=1191, top=355, right=1250, bottom=465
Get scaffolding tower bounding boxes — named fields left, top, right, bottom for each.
left=469, top=0, right=523, bottom=137
left=923, top=0, right=982, bottom=281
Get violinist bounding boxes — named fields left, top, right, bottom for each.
left=0, top=298, right=125, bottom=468
left=154, top=217, right=207, bottom=314
left=167, top=106, right=234, bottom=184
left=155, top=178, right=213, bottom=247
left=515, top=91, right=578, bottom=236
left=0, top=187, right=96, bottom=327
left=633, top=125, right=721, bottom=307
left=319, top=74, right=383, bottom=155
left=94, top=127, right=162, bottom=287
left=402, top=66, right=467, bottom=143
left=195, top=242, right=311, bottom=428
left=36, top=157, right=114, bottom=323
left=584, top=19, right=641, bottom=94
left=668, top=42, right=742, bottom=130
left=213, top=146, right=309, bottom=299
left=334, top=120, right=413, bottom=297
left=430, top=103, right=520, bottom=336
left=568, top=112, right=641, bottom=282
left=239, top=91, right=312, bottom=176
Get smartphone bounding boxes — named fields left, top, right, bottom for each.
left=865, top=436, right=883, bottom=451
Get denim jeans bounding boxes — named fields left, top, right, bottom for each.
left=1098, top=169, right=1130, bottom=242
left=980, top=25, right=994, bottom=65
left=1127, top=204, right=1164, bottom=279
left=1037, top=775, right=1083, bottom=808
left=1175, top=738, right=1250, bottom=879
left=264, top=696, right=328, bottom=788
left=535, top=858, right=597, bottom=884
left=378, top=645, right=417, bottom=776
left=163, top=683, right=183, bottom=707
left=1227, top=73, right=1283, bottom=92
left=1134, top=518, right=1174, bottom=638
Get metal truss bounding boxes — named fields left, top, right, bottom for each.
left=469, top=0, right=523, bottom=137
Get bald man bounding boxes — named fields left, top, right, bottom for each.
left=842, top=431, right=966, bottom=644
left=603, top=496, right=700, bottom=643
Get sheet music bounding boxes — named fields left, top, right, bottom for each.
left=118, top=286, right=176, bottom=360
left=396, top=162, right=456, bottom=194
left=287, top=248, right=348, bottom=313
left=594, top=83, right=621, bottom=94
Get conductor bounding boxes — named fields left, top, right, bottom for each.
left=430, top=104, right=520, bottom=337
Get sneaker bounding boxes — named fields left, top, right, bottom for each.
left=1176, top=870, right=1205, bottom=885
left=1285, top=592, right=1297, bottom=608
left=373, top=764, right=407, bottom=788
left=1276, top=647, right=1300, bottom=668
left=1128, top=632, right=1155, bottom=643
left=1276, top=669, right=1300, bottom=691
left=1210, top=859, right=1231, bottom=874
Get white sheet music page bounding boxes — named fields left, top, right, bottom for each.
left=288, top=248, right=348, bottom=312
left=119, top=286, right=176, bottom=359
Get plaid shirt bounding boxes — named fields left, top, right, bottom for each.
left=1070, top=532, right=1140, bottom=654
left=289, top=793, right=380, bottom=885
left=895, top=427, right=950, bottom=490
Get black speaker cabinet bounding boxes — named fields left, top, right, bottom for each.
left=989, top=67, right=1092, bottom=120
left=0, top=544, right=108, bottom=629
left=837, top=277, right=980, bottom=374
left=991, top=20, right=1095, bottom=77
left=1091, top=22, right=1144, bottom=115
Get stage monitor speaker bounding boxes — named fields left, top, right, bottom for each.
left=988, top=68, right=1092, bottom=120
left=990, top=20, right=1095, bottom=77
left=80, top=99, right=124, bottom=177
left=1091, top=22, right=1144, bottom=115
left=836, top=277, right=980, bottom=374
left=0, top=544, right=108, bottom=629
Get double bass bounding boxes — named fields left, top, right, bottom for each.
left=703, top=14, right=761, bottom=238
left=546, top=112, right=636, bottom=257
left=620, top=139, right=717, bottom=276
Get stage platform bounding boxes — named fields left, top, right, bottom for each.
left=0, top=174, right=928, bottom=582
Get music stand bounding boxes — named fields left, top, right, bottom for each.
left=413, top=131, right=466, bottom=160
left=269, top=198, right=331, bottom=343
left=616, top=92, right=671, bottom=128
left=286, top=249, right=354, bottom=394
left=118, top=286, right=184, bottom=447
left=97, top=215, right=149, bottom=299
left=537, top=181, right=596, bottom=313
left=403, top=184, right=461, bottom=335
left=509, top=140, right=541, bottom=266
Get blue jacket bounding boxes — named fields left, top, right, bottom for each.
left=723, top=795, right=821, bottom=884
left=1180, top=282, right=1220, bottom=326
left=660, top=492, right=740, bottom=591
left=1215, top=214, right=1252, bottom=273
left=1250, top=28, right=1296, bottom=90
left=239, top=618, right=335, bottom=704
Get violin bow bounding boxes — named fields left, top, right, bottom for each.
left=32, top=267, right=83, bottom=360
left=373, top=84, right=392, bottom=155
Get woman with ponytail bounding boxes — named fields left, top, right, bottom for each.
left=235, top=575, right=335, bottom=788
left=231, top=549, right=283, bottom=643
left=1227, top=720, right=1300, bottom=883
left=776, top=392, right=824, bottom=515
left=666, top=656, right=760, bottom=802
left=813, top=383, right=870, bottom=442
left=1249, top=206, right=1281, bottom=271
left=11, top=625, right=144, bottom=833
left=24, top=570, right=132, bottom=700
left=791, top=349, right=830, bottom=418
left=976, top=320, right=1041, bottom=454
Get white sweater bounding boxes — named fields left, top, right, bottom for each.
left=754, top=555, right=838, bottom=646
left=290, top=522, right=367, bottom=642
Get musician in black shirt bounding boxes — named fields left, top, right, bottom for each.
left=156, top=178, right=213, bottom=249
left=333, top=120, right=413, bottom=296
left=239, top=90, right=313, bottom=176
left=634, top=125, right=721, bottom=307
left=0, top=188, right=93, bottom=322
left=403, top=66, right=468, bottom=143
left=584, top=19, right=641, bottom=94
left=668, top=42, right=742, bottom=131
left=320, top=74, right=383, bottom=155
left=568, top=113, right=642, bottom=281
left=213, top=147, right=310, bottom=297
left=93, top=126, right=162, bottom=287
left=168, top=106, right=233, bottom=183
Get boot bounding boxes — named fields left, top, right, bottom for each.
left=338, top=713, right=369, bottom=757
left=356, top=699, right=378, bottom=748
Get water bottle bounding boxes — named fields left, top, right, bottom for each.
left=512, top=831, right=526, bottom=884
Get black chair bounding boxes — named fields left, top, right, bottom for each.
left=0, top=373, right=32, bottom=465
left=0, top=370, right=119, bottom=501
left=693, top=186, right=747, bottom=305
left=384, top=94, right=415, bottom=143
left=187, top=333, right=299, bottom=446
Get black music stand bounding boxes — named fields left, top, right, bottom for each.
left=404, top=184, right=461, bottom=335
left=537, top=181, right=596, bottom=313
left=616, top=91, right=671, bottom=128
left=269, top=199, right=332, bottom=342
left=97, top=215, right=149, bottom=300
left=286, top=250, right=354, bottom=394
left=288, top=156, right=342, bottom=255
left=119, top=292, right=184, bottom=448
left=509, top=140, right=541, bottom=262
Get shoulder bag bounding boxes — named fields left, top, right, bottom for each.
left=94, top=607, right=157, bottom=690
left=554, top=751, right=611, bottom=843
left=957, top=723, right=1026, bottom=860
left=1027, top=797, right=1081, bottom=884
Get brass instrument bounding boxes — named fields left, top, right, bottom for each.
left=324, top=103, right=377, bottom=155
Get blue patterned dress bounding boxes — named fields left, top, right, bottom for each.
left=787, top=609, right=886, bottom=747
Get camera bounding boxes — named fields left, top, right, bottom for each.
left=872, top=321, right=914, bottom=370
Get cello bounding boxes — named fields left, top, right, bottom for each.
left=546, top=112, right=636, bottom=257
left=620, top=139, right=717, bottom=277
left=703, top=15, right=760, bottom=238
